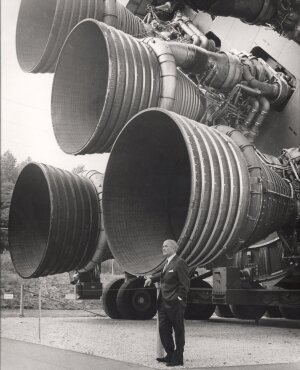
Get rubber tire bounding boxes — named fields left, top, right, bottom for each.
left=215, top=304, right=235, bottom=318
left=279, top=305, right=300, bottom=320
left=185, top=279, right=215, bottom=320
left=102, top=278, right=125, bottom=319
left=230, top=304, right=266, bottom=320
left=265, top=306, right=282, bottom=318
left=117, top=278, right=157, bottom=320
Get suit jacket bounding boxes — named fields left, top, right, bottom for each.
left=152, top=255, right=190, bottom=308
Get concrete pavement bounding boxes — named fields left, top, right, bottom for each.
left=1, top=338, right=151, bottom=370
left=1, top=338, right=300, bottom=370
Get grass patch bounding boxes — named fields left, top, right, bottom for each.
left=1, top=251, right=123, bottom=311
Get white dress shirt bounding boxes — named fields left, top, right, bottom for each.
left=165, top=253, right=176, bottom=268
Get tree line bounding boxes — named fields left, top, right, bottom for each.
left=1, top=150, right=32, bottom=251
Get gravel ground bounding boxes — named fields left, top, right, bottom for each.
left=1, top=310, right=300, bottom=369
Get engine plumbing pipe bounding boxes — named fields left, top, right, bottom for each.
left=8, top=163, right=111, bottom=279
left=16, top=0, right=145, bottom=73
left=176, top=15, right=209, bottom=49
left=243, top=65, right=280, bottom=99
left=246, top=96, right=271, bottom=142
left=239, top=96, right=260, bottom=133
left=185, top=19, right=210, bottom=49
left=177, top=18, right=201, bottom=45
left=51, top=20, right=205, bottom=155
left=102, top=108, right=296, bottom=276
left=166, top=42, right=243, bottom=89
left=229, top=51, right=290, bottom=106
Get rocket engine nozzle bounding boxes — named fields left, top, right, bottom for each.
left=16, top=0, right=145, bottom=73
left=51, top=21, right=205, bottom=155
left=8, top=163, right=110, bottom=278
left=102, top=108, right=296, bottom=275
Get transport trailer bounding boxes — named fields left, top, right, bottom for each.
left=8, top=0, right=300, bottom=322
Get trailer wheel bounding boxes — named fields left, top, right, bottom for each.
left=279, top=306, right=300, bottom=320
left=265, top=306, right=282, bottom=318
left=185, top=279, right=215, bottom=320
left=230, top=304, right=266, bottom=320
left=215, top=304, right=235, bottom=318
left=117, top=278, right=157, bottom=320
left=102, top=278, right=125, bottom=319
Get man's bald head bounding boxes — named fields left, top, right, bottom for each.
left=162, top=239, right=179, bottom=256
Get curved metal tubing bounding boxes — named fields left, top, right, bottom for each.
left=8, top=163, right=103, bottom=278
left=78, top=170, right=113, bottom=273
left=16, top=0, right=145, bottom=73
left=102, top=108, right=296, bottom=275
left=51, top=21, right=205, bottom=155
left=115, top=1, right=145, bottom=36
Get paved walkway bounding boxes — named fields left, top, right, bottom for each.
left=1, top=338, right=300, bottom=370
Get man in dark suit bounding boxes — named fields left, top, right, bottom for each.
left=144, top=239, right=190, bottom=367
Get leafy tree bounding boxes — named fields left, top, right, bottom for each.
left=0, top=228, right=8, bottom=254
left=72, top=164, right=85, bottom=175
left=0, top=151, right=32, bottom=252
left=1, top=150, right=18, bottom=184
left=0, top=181, right=14, bottom=226
left=17, top=156, right=32, bottom=173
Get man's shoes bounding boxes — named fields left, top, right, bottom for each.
left=166, top=351, right=183, bottom=366
left=166, top=359, right=183, bottom=367
left=156, top=353, right=173, bottom=363
left=166, top=360, right=183, bottom=367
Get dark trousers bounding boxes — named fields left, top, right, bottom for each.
left=158, top=300, right=185, bottom=355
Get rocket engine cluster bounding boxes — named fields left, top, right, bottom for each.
left=8, top=0, right=300, bottom=320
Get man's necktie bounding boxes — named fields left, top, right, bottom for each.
left=163, top=260, right=169, bottom=272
